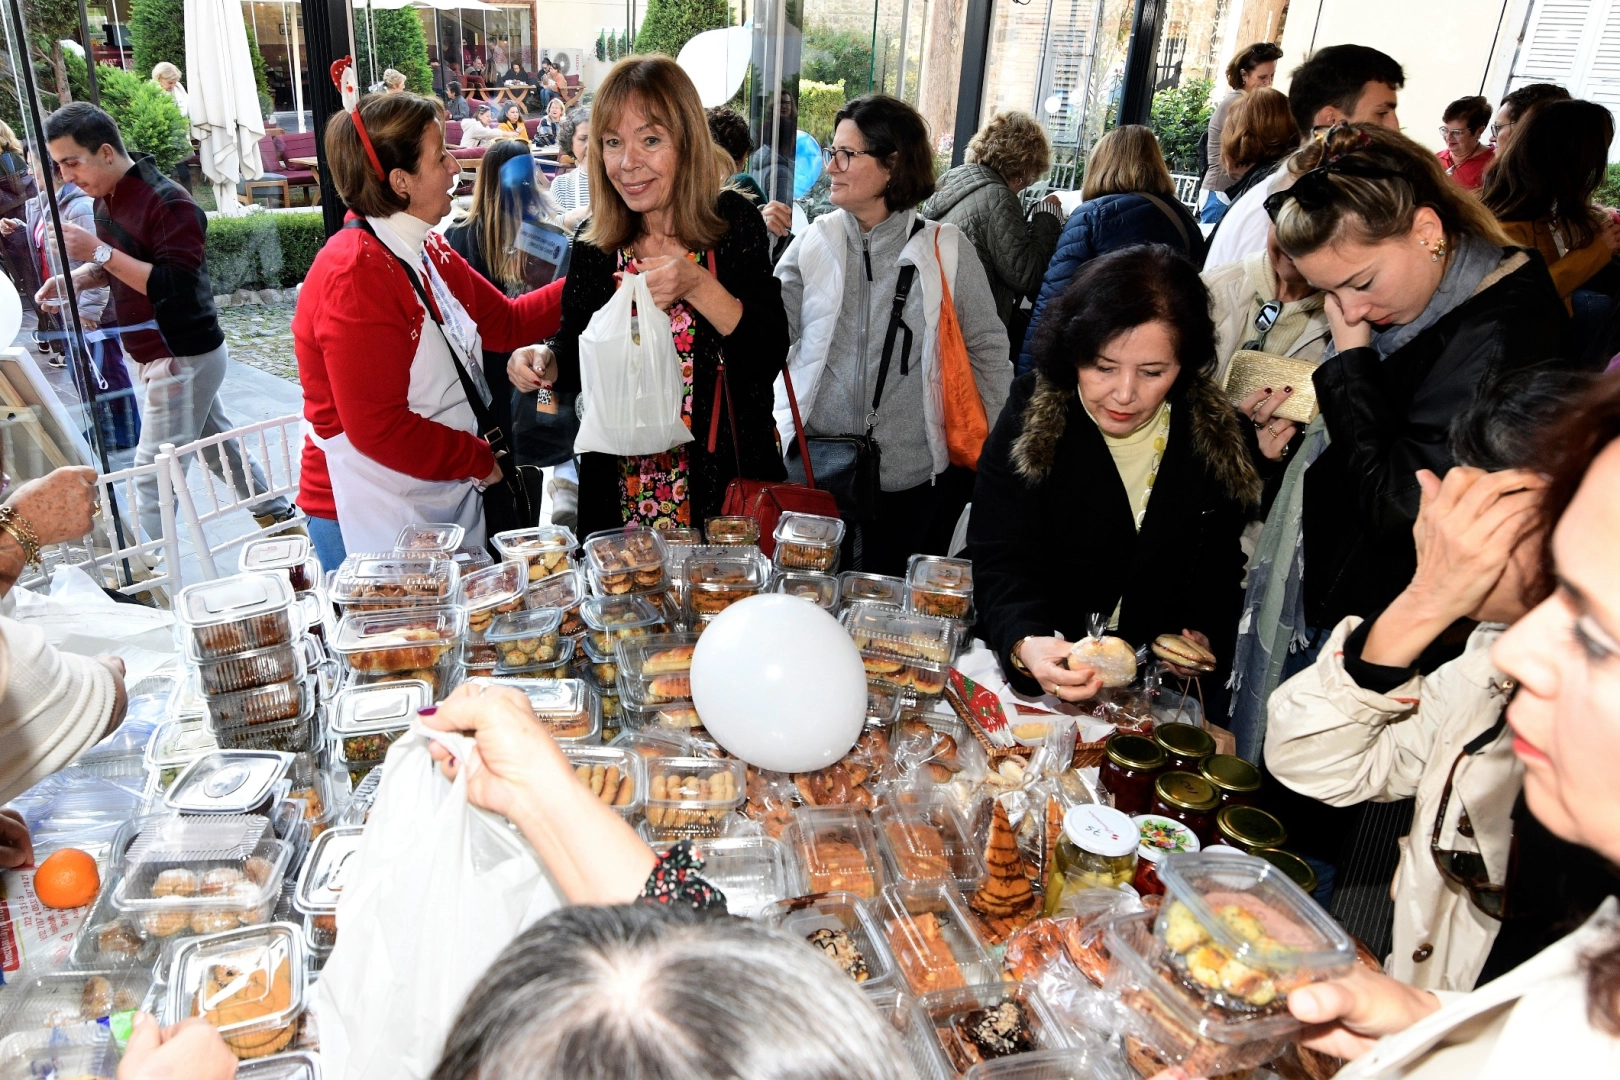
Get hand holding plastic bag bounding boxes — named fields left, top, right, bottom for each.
left=574, top=272, right=694, bottom=457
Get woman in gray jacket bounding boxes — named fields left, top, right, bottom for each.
left=922, top=111, right=1064, bottom=341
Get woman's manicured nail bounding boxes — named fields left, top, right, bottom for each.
left=1283, top=385, right=1293, bottom=393
left=1262, top=386, right=1272, bottom=394
left=418, top=706, right=437, bottom=716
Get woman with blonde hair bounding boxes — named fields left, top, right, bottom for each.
left=151, top=61, right=188, bottom=116
left=923, top=109, right=1065, bottom=339
left=544, top=55, right=788, bottom=535
left=381, top=68, right=407, bottom=93
left=1016, top=123, right=1204, bottom=374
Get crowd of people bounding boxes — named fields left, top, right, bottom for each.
left=3, top=28, right=1620, bottom=1080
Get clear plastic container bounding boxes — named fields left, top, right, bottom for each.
left=1154, top=851, right=1354, bottom=1011
left=652, top=835, right=788, bottom=918
left=493, top=635, right=576, bottom=679
left=643, top=756, right=746, bottom=838
left=616, top=632, right=699, bottom=709
left=239, top=536, right=316, bottom=594
left=178, top=573, right=297, bottom=660
left=866, top=683, right=905, bottom=728
left=0, top=969, right=152, bottom=1028
left=166, top=753, right=294, bottom=815
left=196, top=642, right=304, bottom=696
left=293, top=825, right=363, bottom=914
left=492, top=525, right=578, bottom=583
left=764, top=891, right=897, bottom=988
left=611, top=726, right=696, bottom=761
left=915, top=982, right=1071, bottom=1075
left=772, top=512, right=845, bottom=572
left=332, top=606, right=464, bottom=676
left=460, top=560, right=528, bottom=636
left=0, top=1026, right=120, bottom=1080
left=683, top=550, right=769, bottom=618
left=865, top=985, right=951, bottom=1080
left=906, top=555, right=975, bottom=623
left=961, top=1047, right=1129, bottom=1080
left=236, top=1049, right=322, bottom=1080
left=875, top=882, right=997, bottom=997
left=561, top=745, right=645, bottom=817
left=774, top=570, right=840, bottom=610
left=395, top=522, right=465, bottom=553
left=213, top=708, right=319, bottom=757
left=528, top=567, right=587, bottom=637
left=783, top=806, right=887, bottom=899
left=1103, top=909, right=1297, bottom=1075
left=113, top=815, right=289, bottom=939
left=146, top=718, right=219, bottom=793
left=341, top=766, right=384, bottom=825
left=659, top=526, right=703, bottom=546
left=163, top=921, right=307, bottom=1059
left=451, top=546, right=493, bottom=575
left=331, top=680, right=429, bottom=764
left=487, top=607, right=566, bottom=670
left=873, top=795, right=987, bottom=889
left=839, top=572, right=907, bottom=609
left=204, top=678, right=307, bottom=730
left=583, top=526, right=668, bottom=594
left=465, top=677, right=601, bottom=743
left=577, top=634, right=620, bottom=689
left=849, top=607, right=958, bottom=700
left=704, top=515, right=761, bottom=546
left=330, top=552, right=458, bottom=608
left=579, top=594, right=665, bottom=654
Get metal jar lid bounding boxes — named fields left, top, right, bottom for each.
left=1104, top=732, right=1166, bottom=772
left=1215, top=805, right=1288, bottom=851
left=1153, top=722, right=1215, bottom=762
left=1254, top=847, right=1318, bottom=894
left=1200, top=753, right=1262, bottom=794
left=1154, top=770, right=1219, bottom=813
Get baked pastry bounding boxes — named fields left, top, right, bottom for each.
left=1163, top=898, right=1308, bottom=1009
left=806, top=927, right=870, bottom=982
left=646, top=674, right=692, bottom=704
left=1067, top=635, right=1137, bottom=687
left=968, top=803, right=1039, bottom=943
left=346, top=626, right=451, bottom=673
left=886, top=911, right=964, bottom=994
left=803, top=837, right=877, bottom=897
left=575, top=762, right=636, bottom=806
left=883, top=818, right=952, bottom=881
left=1152, top=633, right=1217, bottom=673
left=948, top=1000, right=1036, bottom=1069
left=151, top=868, right=200, bottom=898
left=197, top=955, right=296, bottom=1060
left=200, top=868, right=247, bottom=896
left=643, top=646, right=695, bottom=674
left=646, top=769, right=737, bottom=830
left=96, top=921, right=143, bottom=961
left=1001, top=918, right=1070, bottom=983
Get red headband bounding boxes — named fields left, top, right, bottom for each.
left=330, top=57, right=386, bottom=182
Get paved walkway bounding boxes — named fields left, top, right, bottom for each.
left=219, top=300, right=300, bottom=385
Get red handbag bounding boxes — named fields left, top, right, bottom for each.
left=716, top=364, right=840, bottom=557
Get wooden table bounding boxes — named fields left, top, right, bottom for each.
left=287, top=156, right=322, bottom=205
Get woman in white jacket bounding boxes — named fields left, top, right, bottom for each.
left=1266, top=368, right=1592, bottom=992
left=1260, top=369, right=1620, bottom=1079
left=774, top=94, right=1011, bottom=575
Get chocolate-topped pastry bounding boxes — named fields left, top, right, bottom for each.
left=806, top=927, right=870, bottom=982
left=952, top=1000, right=1036, bottom=1064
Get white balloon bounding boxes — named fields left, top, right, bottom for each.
left=689, top=594, right=867, bottom=773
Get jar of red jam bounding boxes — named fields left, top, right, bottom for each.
left=1209, top=804, right=1287, bottom=853
left=1153, top=722, right=1215, bottom=773
left=1152, top=771, right=1220, bottom=845
left=1199, top=753, right=1262, bottom=808
left=1100, top=733, right=1167, bottom=815
left=1131, top=813, right=1200, bottom=896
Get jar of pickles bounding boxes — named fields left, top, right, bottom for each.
left=1152, top=722, right=1215, bottom=773
left=1200, top=753, right=1262, bottom=807
left=1151, top=771, right=1221, bottom=844
left=1210, top=804, right=1288, bottom=853
left=1131, top=814, right=1199, bottom=896
left=1043, top=805, right=1138, bottom=915
left=1099, top=733, right=1166, bottom=815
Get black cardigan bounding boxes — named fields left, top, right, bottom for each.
left=1303, top=249, right=1574, bottom=630
left=967, top=370, right=1260, bottom=695
left=549, top=189, right=789, bottom=535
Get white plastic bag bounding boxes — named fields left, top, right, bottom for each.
left=574, top=272, right=695, bottom=457
left=315, top=723, right=562, bottom=1080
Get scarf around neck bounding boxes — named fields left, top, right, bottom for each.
left=1369, top=230, right=1503, bottom=359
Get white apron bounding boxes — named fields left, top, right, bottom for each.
left=316, top=218, right=491, bottom=552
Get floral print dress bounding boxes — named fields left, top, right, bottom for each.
left=615, top=247, right=707, bottom=528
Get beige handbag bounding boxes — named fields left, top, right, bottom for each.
left=1220, top=349, right=1321, bottom=424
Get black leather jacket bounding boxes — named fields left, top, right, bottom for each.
left=1303, top=249, right=1573, bottom=629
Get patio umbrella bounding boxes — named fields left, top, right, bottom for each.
left=184, top=0, right=265, bottom=216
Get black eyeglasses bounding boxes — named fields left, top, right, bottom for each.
left=1430, top=703, right=1514, bottom=921
left=1263, top=158, right=1409, bottom=223
left=821, top=146, right=878, bottom=170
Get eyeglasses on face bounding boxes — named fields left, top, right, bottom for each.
left=1438, top=126, right=1473, bottom=139
left=1490, top=120, right=1513, bottom=139
left=821, top=146, right=877, bottom=170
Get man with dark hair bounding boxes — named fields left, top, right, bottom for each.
left=1206, top=43, right=1404, bottom=267
left=39, top=101, right=289, bottom=542
left=706, top=106, right=765, bottom=205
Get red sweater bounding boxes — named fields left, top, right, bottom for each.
left=293, top=218, right=564, bottom=519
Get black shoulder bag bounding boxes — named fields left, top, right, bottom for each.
left=344, top=219, right=543, bottom=534
left=784, top=218, right=925, bottom=521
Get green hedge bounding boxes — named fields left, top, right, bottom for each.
left=205, top=210, right=325, bottom=293
left=798, top=79, right=845, bottom=146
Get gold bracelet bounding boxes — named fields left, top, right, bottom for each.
left=0, top=505, right=41, bottom=568
left=1009, top=636, right=1035, bottom=676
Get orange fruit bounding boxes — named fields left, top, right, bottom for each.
left=33, top=847, right=100, bottom=909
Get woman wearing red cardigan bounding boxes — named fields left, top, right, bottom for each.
left=294, top=91, right=563, bottom=564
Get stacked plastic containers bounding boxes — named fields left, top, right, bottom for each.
left=681, top=548, right=769, bottom=629
left=772, top=512, right=845, bottom=574
left=329, top=552, right=463, bottom=701
left=292, top=824, right=363, bottom=962
left=583, top=526, right=669, bottom=596
left=615, top=632, right=701, bottom=738
left=845, top=604, right=962, bottom=707
left=328, top=680, right=430, bottom=787
left=492, top=524, right=577, bottom=587
left=459, top=559, right=529, bottom=677
left=905, top=555, right=975, bottom=630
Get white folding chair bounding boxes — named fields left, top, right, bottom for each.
left=166, top=412, right=306, bottom=580
left=15, top=450, right=186, bottom=601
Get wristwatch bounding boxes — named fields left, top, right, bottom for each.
left=92, top=243, right=113, bottom=266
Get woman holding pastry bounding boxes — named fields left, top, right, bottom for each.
left=967, top=245, right=1260, bottom=702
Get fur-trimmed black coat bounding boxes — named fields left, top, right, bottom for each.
left=967, top=370, right=1260, bottom=696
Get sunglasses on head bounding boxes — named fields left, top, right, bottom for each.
left=1263, top=156, right=1408, bottom=223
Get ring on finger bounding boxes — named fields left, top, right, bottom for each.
left=1266, top=422, right=1280, bottom=436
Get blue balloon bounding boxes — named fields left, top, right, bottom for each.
left=794, top=130, right=823, bottom=199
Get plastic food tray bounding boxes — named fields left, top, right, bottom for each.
left=214, top=713, right=319, bottom=756
left=0, top=969, right=153, bottom=1030
left=395, top=522, right=465, bottom=553
left=460, top=560, right=528, bottom=636
left=163, top=921, right=308, bottom=1055
left=866, top=683, right=905, bottom=728
left=704, top=515, right=761, bottom=545
left=165, top=753, right=293, bottom=815
left=962, top=1048, right=1134, bottom=1080
left=905, top=555, right=975, bottom=623
left=914, top=981, right=1072, bottom=1076
left=179, top=573, right=297, bottom=660
left=642, top=756, right=746, bottom=839
left=652, top=834, right=788, bottom=918
left=487, top=607, right=566, bottom=670
left=772, top=512, right=845, bottom=572
left=527, top=567, right=587, bottom=636
left=112, top=817, right=289, bottom=940
left=583, top=526, right=668, bottom=594
left=875, top=882, right=997, bottom=997
left=774, top=570, right=840, bottom=610
left=839, top=572, right=907, bottom=609
left=579, top=594, right=665, bottom=654
left=865, top=985, right=952, bottom=1080
left=465, top=676, right=602, bottom=744
left=293, top=825, right=363, bottom=914
left=622, top=701, right=706, bottom=738
left=873, top=794, right=986, bottom=890
left=763, top=890, right=898, bottom=989
left=492, top=635, right=576, bottom=679
left=239, top=536, right=316, bottom=593
left=330, top=681, right=429, bottom=764
left=561, top=745, right=646, bottom=817
left=235, top=1049, right=323, bottom=1080
left=683, top=550, right=769, bottom=618
left=783, top=806, right=887, bottom=900
left=197, top=642, right=303, bottom=696
left=204, top=678, right=308, bottom=730
left=332, top=606, right=464, bottom=676
left=615, top=633, right=699, bottom=709
left=330, top=552, right=458, bottom=608
left=492, top=525, right=577, bottom=583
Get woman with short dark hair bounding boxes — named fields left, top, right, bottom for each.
left=776, top=93, right=1012, bottom=575
left=1437, top=94, right=1494, bottom=190
left=969, top=245, right=1257, bottom=701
